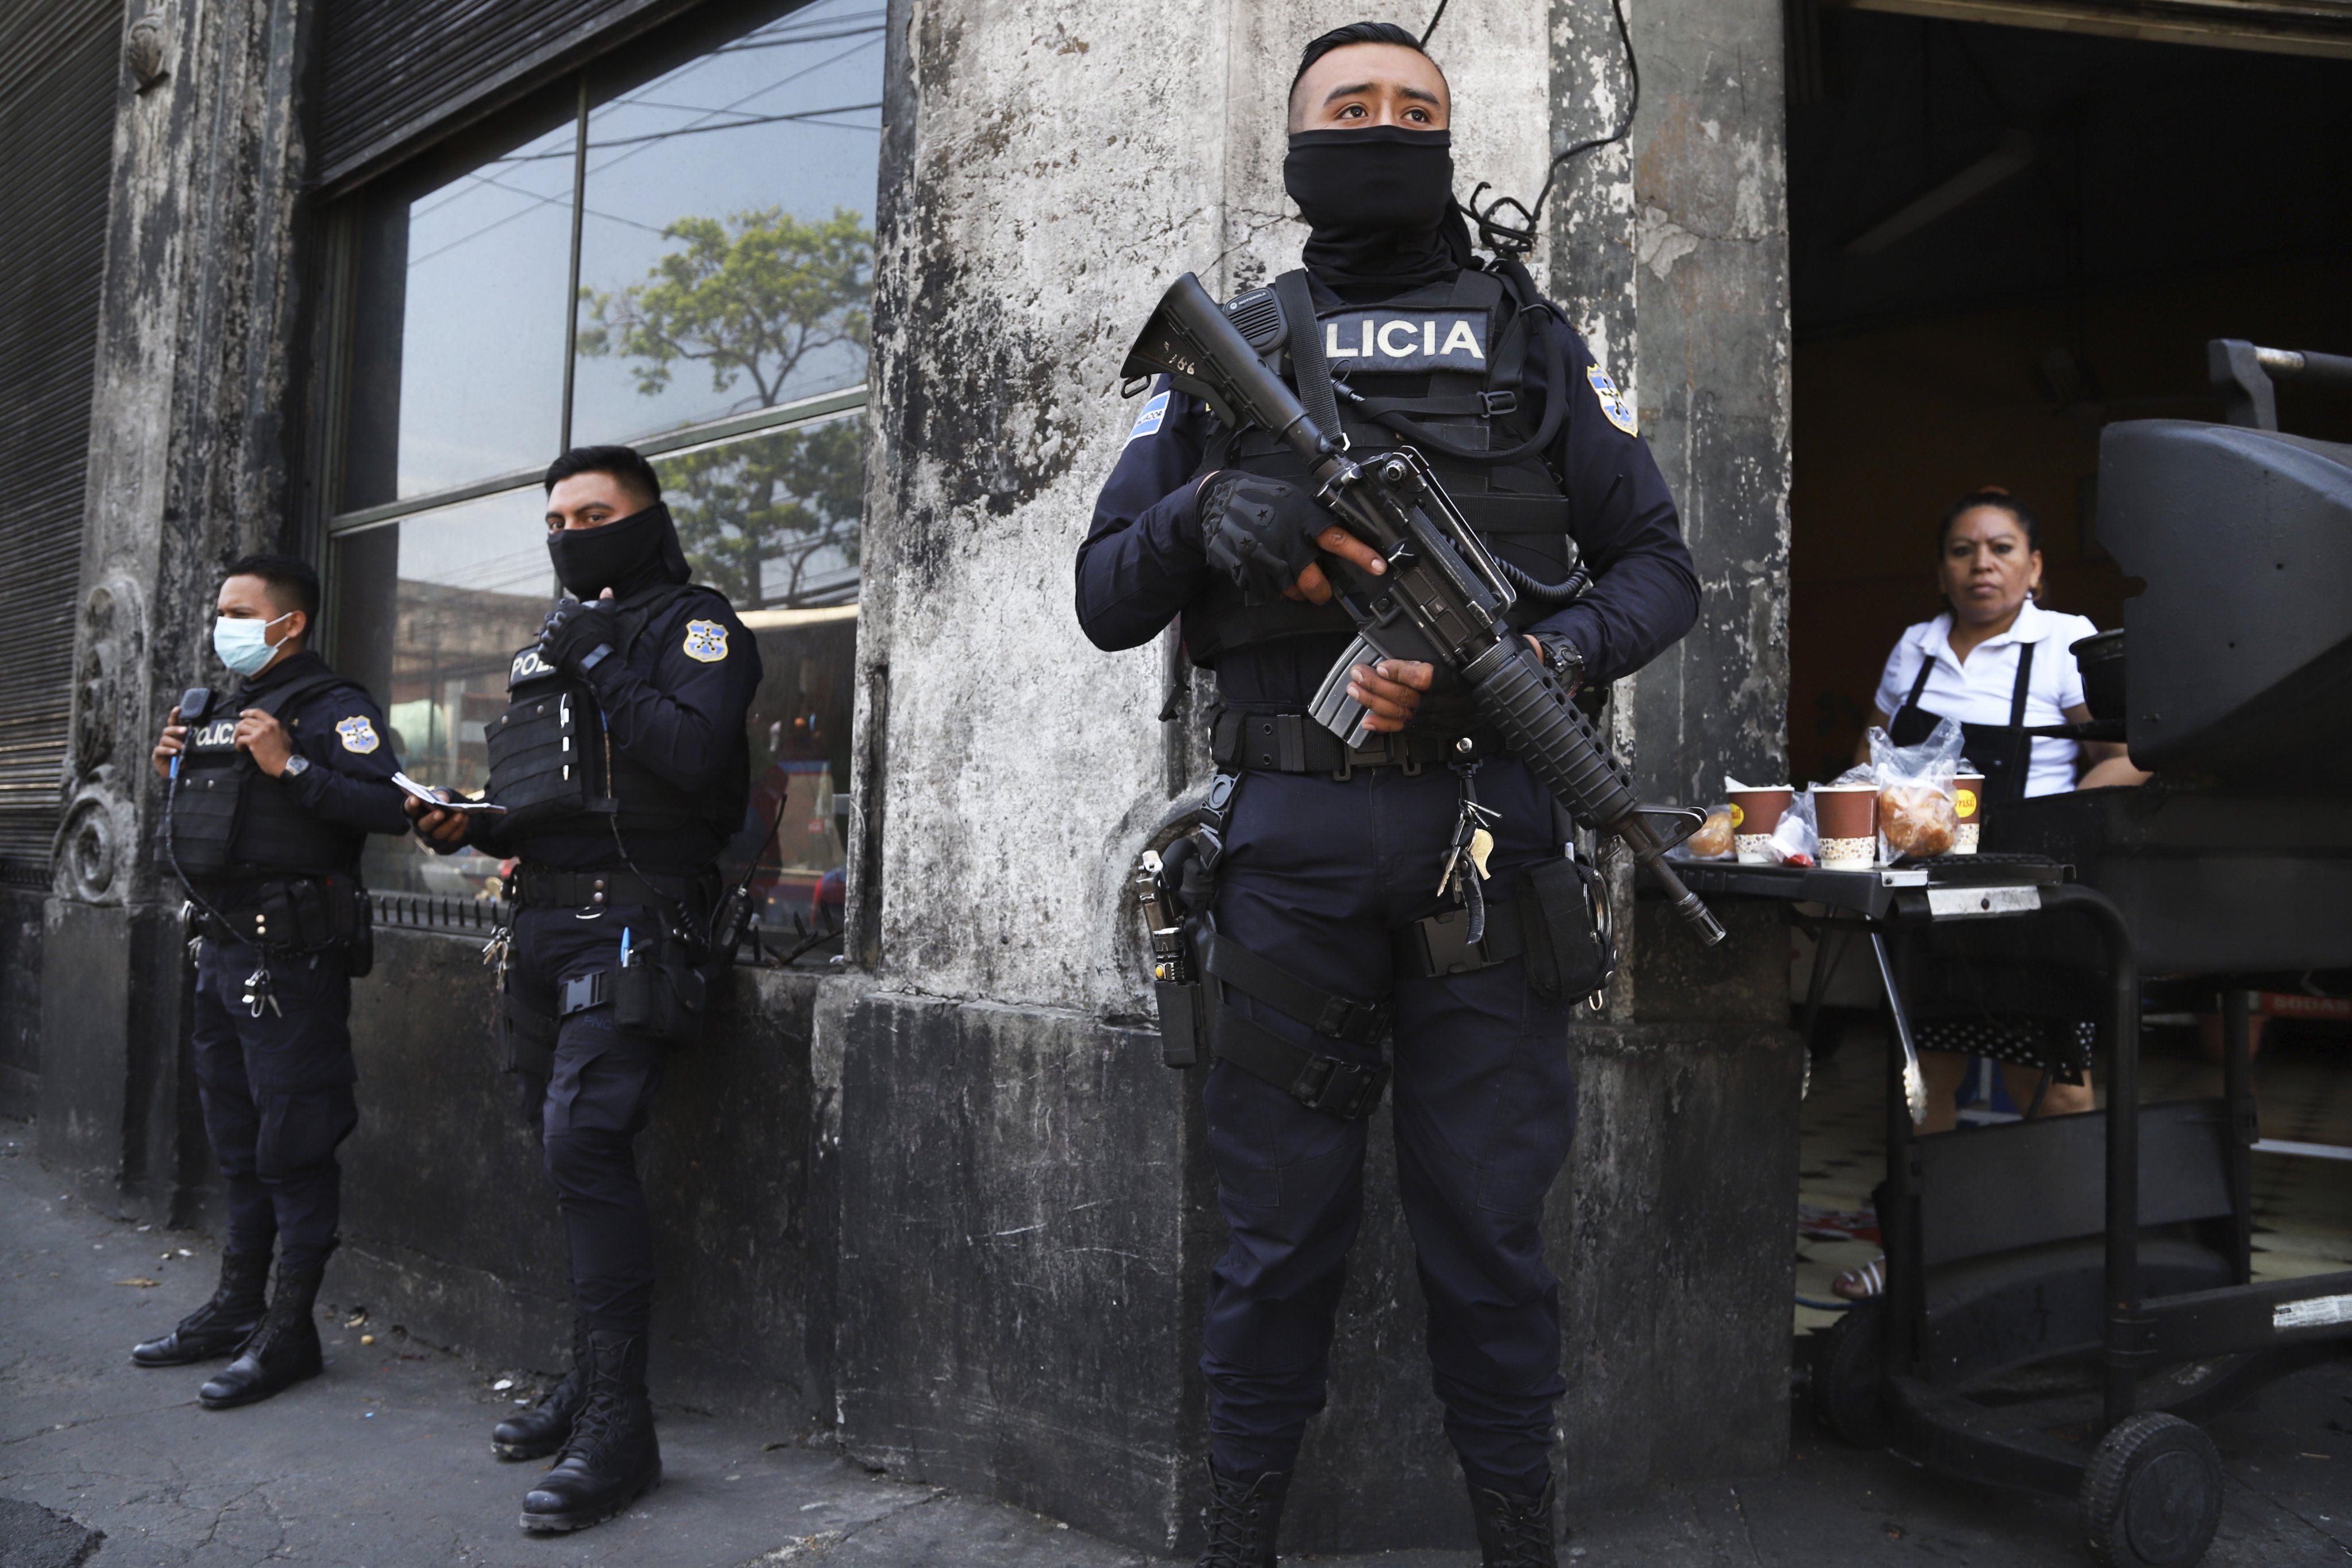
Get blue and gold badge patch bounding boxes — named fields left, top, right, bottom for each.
left=335, top=716, right=381, bottom=754
left=682, top=619, right=729, bottom=663
left=1586, top=365, right=1638, bottom=436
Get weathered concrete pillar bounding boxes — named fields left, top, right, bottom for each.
left=838, top=0, right=1795, bottom=1556
left=41, top=0, right=313, bottom=1221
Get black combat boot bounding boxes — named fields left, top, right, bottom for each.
left=1467, top=1474, right=1560, bottom=1568
left=519, top=1330, right=661, bottom=1532
left=1196, top=1465, right=1288, bottom=1567
left=198, top=1264, right=325, bottom=1409
left=132, top=1249, right=270, bottom=1367
left=493, top=1318, right=590, bottom=1460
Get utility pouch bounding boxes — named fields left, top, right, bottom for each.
left=285, top=877, right=334, bottom=949
left=343, top=885, right=374, bottom=979
left=1518, top=856, right=1612, bottom=1003
left=1154, top=975, right=1206, bottom=1068
left=503, top=984, right=557, bottom=1078
left=613, top=944, right=706, bottom=1044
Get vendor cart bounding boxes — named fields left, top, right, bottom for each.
left=1680, top=852, right=2352, bottom=1568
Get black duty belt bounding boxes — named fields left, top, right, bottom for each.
left=1210, top=710, right=1504, bottom=777
left=508, top=865, right=707, bottom=912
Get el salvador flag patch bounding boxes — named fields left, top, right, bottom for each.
left=1586, top=365, right=1638, bottom=436
left=1126, top=390, right=1170, bottom=445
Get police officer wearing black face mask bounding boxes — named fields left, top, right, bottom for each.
left=1078, top=24, right=1700, bottom=1568
left=408, top=445, right=758, bottom=1534
left=142, top=554, right=408, bottom=1408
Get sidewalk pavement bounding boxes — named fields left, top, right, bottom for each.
left=3, top=1122, right=2346, bottom=1567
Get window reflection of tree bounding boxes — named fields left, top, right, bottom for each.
left=580, top=207, right=871, bottom=608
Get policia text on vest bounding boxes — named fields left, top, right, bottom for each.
left=141, top=557, right=412, bottom=1412
left=408, top=451, right=760, bottom=1534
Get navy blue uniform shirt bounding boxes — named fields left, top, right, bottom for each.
left=476, top=586, right=763, bottom=873
left=240, top=651, right=409, bottom=837
left=1076, top=294, right=1700, bottom=708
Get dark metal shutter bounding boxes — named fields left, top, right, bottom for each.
left=312, top=0, right=693, bottom=188
left=0, top=0, right=118, bottom=870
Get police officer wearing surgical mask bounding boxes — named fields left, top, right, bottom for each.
left=1078, top=24, right=1700, bottom=1568
left=142, top=554, right=408, bottom=1408
left=410, top=446, right=759, bottom=1534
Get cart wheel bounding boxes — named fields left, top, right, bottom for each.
left=2078, top=1412, right=2224, bottom=1568
left=1813, top=1300, right=1887, bottom=1449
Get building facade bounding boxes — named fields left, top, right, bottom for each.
left=21, top=0, right=2342, bottom=1553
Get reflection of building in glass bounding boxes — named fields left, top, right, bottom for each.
left=387, top=579, right=548, bottom=790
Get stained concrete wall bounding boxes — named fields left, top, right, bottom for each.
left=841, top=0, right=1796, bottom=1556
left=40, top=0, right=316, bottom=1224
left=327, top=930, right=831, bottom=1430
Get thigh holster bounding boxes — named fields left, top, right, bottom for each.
left=1199, top=930, right=1393, bottom=1121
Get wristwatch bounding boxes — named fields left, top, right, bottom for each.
left=280, top=754, right=312, bottom=780
left=1536, top=635, right=1586, bottom=696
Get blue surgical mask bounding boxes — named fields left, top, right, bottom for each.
left=213, top=611, right=293, bottom=677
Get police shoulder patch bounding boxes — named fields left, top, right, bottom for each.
left=1126, top=389, right=1170, bottom=445
left=335, top=716, right=381, bottom=754
left=1586, top=365, right=1639, bottom=437
left=682, top=619, right=729, bottom=663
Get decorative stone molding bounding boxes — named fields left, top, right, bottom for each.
left=128, top=13, right=170, bottom=92
left=56, top=577, right=150, bottom=904
left=53, top=786, right=130, bottom=903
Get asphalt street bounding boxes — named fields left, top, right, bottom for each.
left=3, top=1122, right=2346, bottom=1567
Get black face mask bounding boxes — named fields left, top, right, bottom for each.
left=545, top=501, right=689, bottom=598
left=1284, top=126, right=1470, bottom=297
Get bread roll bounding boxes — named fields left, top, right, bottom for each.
left=1878, top=784, right=1956, bottom=858
left=1689, top=808, right=1735, bottom=859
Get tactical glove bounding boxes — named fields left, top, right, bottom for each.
left=538, top=597, right=621, bottom=675
left=1198, top=472, right=1333, bottom=599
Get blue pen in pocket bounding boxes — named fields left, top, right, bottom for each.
left=619, top=927, right=632, bottom=969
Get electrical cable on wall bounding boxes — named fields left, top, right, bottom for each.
left=1423, top=0, right=1640, bottom=255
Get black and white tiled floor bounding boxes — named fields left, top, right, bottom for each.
left=1793, top=1018, right=2352, bottom=1333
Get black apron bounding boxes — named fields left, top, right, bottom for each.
left=1894, top=631, right=2096, bottom=1064
left=1889, top=637, right=2036, bottom=809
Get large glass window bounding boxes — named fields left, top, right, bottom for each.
left=327, top=1, right=883, bottom=954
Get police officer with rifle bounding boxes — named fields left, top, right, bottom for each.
left=409, top=445, right=759, bottom=1534
left=1079, top=24, right=1712, bottom=1567
left=141, top=554, right=408, bottom=1408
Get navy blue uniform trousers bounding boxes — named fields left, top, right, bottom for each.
left=1203, top=756, right=1576, bottom=1496
left=506, top=903, right=669, bottom=1336
left=191, top=937, right=360, bottom=1274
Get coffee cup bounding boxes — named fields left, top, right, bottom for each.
left=1813, top=784, right=1877, bottom=870
left=1729, top=787, right=1794, bottom=864
left=1952, top=773, right=1985, bottom=855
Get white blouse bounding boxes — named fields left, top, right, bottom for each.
left=1871, top=600, right=2100, bottom=799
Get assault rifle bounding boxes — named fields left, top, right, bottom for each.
left=1122, top=272, right=1726, bottom=947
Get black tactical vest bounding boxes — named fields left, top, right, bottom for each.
left=482, top=584, right=741, bottom=841
left=1183, top=265, right=1576, bottom=666
left=167, top=671, right=367, bottom=879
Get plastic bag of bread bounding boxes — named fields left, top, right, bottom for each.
left=1877, top=784, right=1956, bottom=858
left=1867, top=716, right=1964, bottom=863
left=1685, top=804, right=1736, bottom=860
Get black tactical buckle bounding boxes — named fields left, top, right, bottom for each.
left=558, top=970, right=613, bottom=1018
left=1290, top=1055, right=1391, bottom=1120
left=1313, top=994, right=1390, bottom=1046
left=1481, top=389, right=1520, bottom=418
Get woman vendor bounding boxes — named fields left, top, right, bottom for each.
left=1834, top=488, right=2145, bottom=1300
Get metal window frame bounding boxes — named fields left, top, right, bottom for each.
left=322, top=384, right=868, bottom=537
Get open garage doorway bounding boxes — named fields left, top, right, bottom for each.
left=1782, top=9, right=2352, bottom=1328
left=1785, top=10, right=2352, bottom=782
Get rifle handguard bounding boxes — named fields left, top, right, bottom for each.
left=1462, top=641, right=1728, bottom=946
